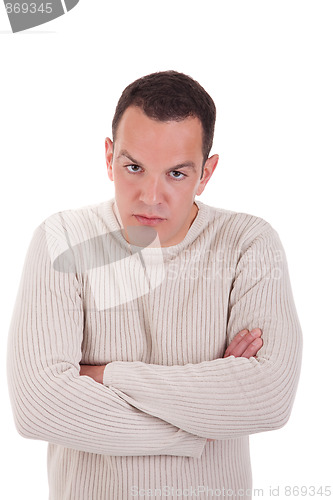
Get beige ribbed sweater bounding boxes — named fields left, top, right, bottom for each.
left=7, top=198, right=302, bottom=500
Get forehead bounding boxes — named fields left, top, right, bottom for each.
left=114, top=106, right=204, bottom=164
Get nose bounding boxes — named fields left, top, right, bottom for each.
left=138, top=176, right=164, bottom=205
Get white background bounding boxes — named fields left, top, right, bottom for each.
left=1, top=1, right=332, bottom=499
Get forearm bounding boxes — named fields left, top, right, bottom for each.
left=7, top=341, right=206, bottom=457
left=103, top=344, right=301, bottom=440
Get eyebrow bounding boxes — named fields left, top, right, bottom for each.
left=117, top=149, right=197, bottom=172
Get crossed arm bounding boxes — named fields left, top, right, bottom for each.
left=79, top=328, right=264, bottom=383
left=7, top=222, right=302, bottom=456
left=78, top=226, right=302, bottom=442
left=80, top=328, right=264, bottom=442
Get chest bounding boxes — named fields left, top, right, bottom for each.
left=81, top=252, right=233, bottom=365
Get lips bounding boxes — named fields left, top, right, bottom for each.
left=136, top=214, right=164, bottom=220
left=134, top=214, right=166, bottom=226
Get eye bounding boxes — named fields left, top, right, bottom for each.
left=169, top=170, right=187, bottom=180
left=125, top=165, right=142, bottom=173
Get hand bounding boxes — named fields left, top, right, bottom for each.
left=79, top=364, right=106, bottom=384
left=207, top=328, right=263, bottom=442
left=223, top=328, right=263, bottom=359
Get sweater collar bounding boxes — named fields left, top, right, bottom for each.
left=102, top=198, right=210, bottom=262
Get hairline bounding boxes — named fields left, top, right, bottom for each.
left=112, top=104, right=208, bottom=173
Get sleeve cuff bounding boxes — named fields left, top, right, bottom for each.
left=103, top=361, right=114, bottom=386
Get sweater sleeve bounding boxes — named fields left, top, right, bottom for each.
left=6, top=224, right=206, bottom=457
left=102, top=225, right=303, bottom=440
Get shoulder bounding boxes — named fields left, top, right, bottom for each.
left=36, top=199, right=113, bottom=242
left=197, top=200, right=279, bottom=251
left=32, top=199, right=114, bottom=267
left=197, top=202, right=288, bottom=278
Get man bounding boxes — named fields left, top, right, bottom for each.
left=7, top=71, right=302, bottom=500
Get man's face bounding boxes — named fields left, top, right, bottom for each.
left=105, top=106, right=218, bottom=247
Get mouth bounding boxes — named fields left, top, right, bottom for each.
left=134, top=214, right=166, bottom=226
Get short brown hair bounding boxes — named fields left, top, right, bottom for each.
left=112, top=71, right=216, bottom=177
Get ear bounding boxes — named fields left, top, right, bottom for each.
left=196, top=154, right=219, bottom=196
left=105, top=137, right=114, bottom=181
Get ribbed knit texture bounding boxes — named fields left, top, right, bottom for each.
left=7, top=198, right=302, bottom=500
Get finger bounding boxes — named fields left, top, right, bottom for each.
left=223, top=329, right=249, bottom=357
left=232, top=330, right=262, bottom=357
left=225, top=329, right=262, bottom=358
left=241, top=337, right=263, bottom=359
